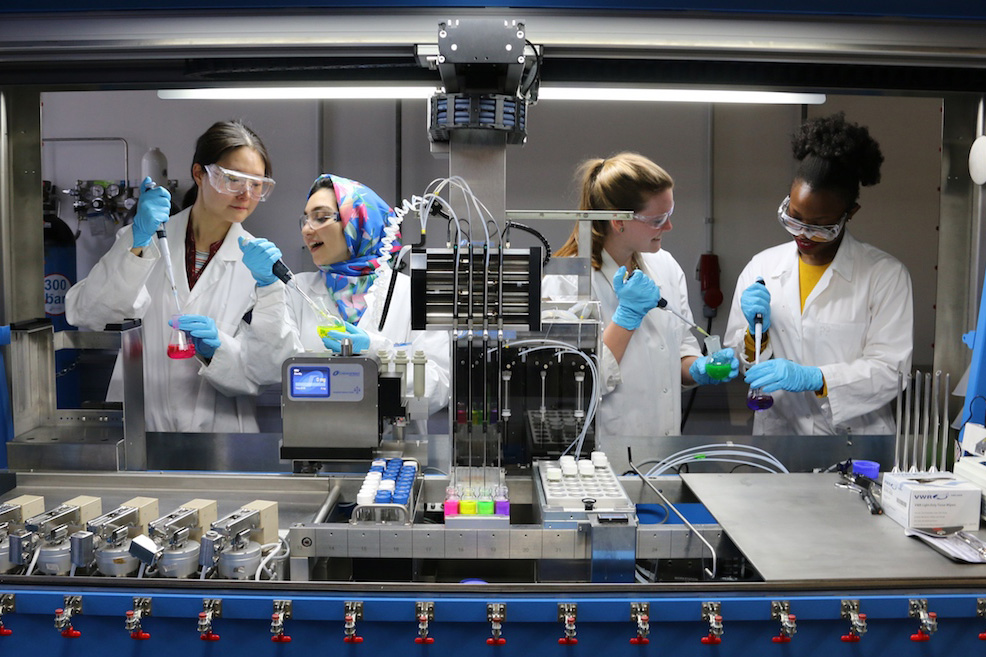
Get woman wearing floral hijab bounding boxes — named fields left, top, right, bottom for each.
left=285, top=174, right=450, bottom=416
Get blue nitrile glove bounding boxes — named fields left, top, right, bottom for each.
left=740, top=280, right=771, bottom=332
left=174, top=314, right=221, bottom=360
left=0, top=325, right=9, bottom=346
left=689, top=348, right=740, bottom=386
left=132, top=177, right=172, bottom=249
left=238, top=236, right=282, bottom=287
left=321, top=321, right=371, bottom=355
left=744, top=358, right=823, bottom=394
left=611, top=266, right=662, bottom=331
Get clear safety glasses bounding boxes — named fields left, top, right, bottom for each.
left=204, top=163, right=276, bottom=202
left=299, top=209, right=341, bottom=230
left=777, top=195, right=847, bottom=243
left=632, top=200, right=674, bottom=229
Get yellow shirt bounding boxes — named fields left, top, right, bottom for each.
left=799, top=257, right=831, bottom=312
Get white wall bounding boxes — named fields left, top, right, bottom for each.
left=41, top=89, right=941, bottom=373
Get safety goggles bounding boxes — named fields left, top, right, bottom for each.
left=299, top=209, right=341, bottom=230
left=777, top=195, right=847, bottom=242
left=204, top=163, right=276, bottom=202
left=632, top=200, right=674, bottom=229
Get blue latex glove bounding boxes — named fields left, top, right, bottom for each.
left=238, top=236, right=282, bottom=287
left=173, top=314, right=221, bottom=360
left=740, top=281, right=771, bottom=332
left=132, top=177, right=172, bottom=249
left=689, top=348, right=740, bottom=386
left=321, top=321, right=370, bottom=355
left=611, top=266, right=662, bottom=331
left=745, top=358, right=823, bottom=394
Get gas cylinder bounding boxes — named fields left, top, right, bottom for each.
left=42, top=180, right=79, bottom=408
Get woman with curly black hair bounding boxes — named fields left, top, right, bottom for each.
left=724, top=113, right=913, bottom=435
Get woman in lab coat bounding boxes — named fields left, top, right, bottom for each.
left=725, top=113, right=913, bottom=435
left=65, top=120, right=299, bottom=432
left=543, top=153, right=738, bottom=473
left=285, top=174, right=449, bottom=418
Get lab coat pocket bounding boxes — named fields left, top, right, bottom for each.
left=809, top=322, right=866, bottom=364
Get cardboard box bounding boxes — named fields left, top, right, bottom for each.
left=882, top=472, right=981, bottom=531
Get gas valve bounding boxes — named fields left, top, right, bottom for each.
left=0, top=594, right=14, bottom=636
left=487, top=603, right=506, bottom=646
left=629, top=603, right=650, bottom=645
left=840, top=599, right=867, bottom=642
left=271, top=600, right=292, bottom=643
left=771, top=601, right=797, bottom=643
left=54, top=596, right=82, bottom=638
left=414, top=601, right=435, bottom=644
left=557, top=603, right=577, bottom=645
left=909, top=599, right=937, bottom=642
left=125, top=598, right=152, bottom=640
left=198, top=599, right=221, bottom=641
left=344, top=601, right=364, bottom=643
left=700, top=602, right=723, bottom=645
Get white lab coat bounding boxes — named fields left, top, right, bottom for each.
left=724, top=232, right=913, bottom=436
left=65, top=208, right=299, bottom=432
left=542, top=249, right=703, bottom=473
left=288, top=267, right=451, bottom=418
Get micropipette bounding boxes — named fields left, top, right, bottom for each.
left=271, top=259, right=335, bottom=324
left=656, top=298, right=711, bottom=338
left=144, top=181, right=181, bottom=314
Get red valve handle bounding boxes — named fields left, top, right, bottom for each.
left=772, top=635, right=792, bottom=644
left=910, top=631, right=931, bottom=642
left=131, top=631, right=151, bottom=640
left=0, top=623, right=11, bottom=637
left=344, top=635, right=364, bottom=644
left=840, top=634, right=861, bottom=643
left=557, top=637, right=578, bottom=645
left=700, top=635, right=721, bottom=645
left=61, top=627, right=81, bottom=639
left=486, top=637, right=506, bottom=646
left=979, top=632, right=986, bottom=640
left=629, top=636, right=649, bottom=645
left=200, top=632, right=220, bottom=642
left=415, top=637, right=435, bottom=644
left=272, top=634, right=293, bottom=643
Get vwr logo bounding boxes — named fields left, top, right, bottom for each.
left=913, top=493, right=950, bottom=501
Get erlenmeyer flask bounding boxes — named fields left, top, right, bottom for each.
left=746, top=389, right=774, bottom=410
left=167, top=315, right=196, bottom=359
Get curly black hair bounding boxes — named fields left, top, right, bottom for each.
left=792, top=112, right=884, bottom=206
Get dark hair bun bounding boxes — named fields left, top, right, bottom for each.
left=792, top=112, right=883, bottom=187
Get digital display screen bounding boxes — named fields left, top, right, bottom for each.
left=289, top=366, right=330, bottom=398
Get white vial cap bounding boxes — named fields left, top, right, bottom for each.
left=558, top=455, right=576, bottom=466
left=546, top=466, right=562, bottom=481
left=578, top=460, right=595, bottom=476
left=561, top=461, right=578, bottom=477
left=356, top=491, right=375, bottom=506
left=379, top=479, right=396, bottom=491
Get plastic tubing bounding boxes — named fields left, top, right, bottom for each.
left=650, top=457, right=784, bottom=476
left=647, top=442, right=787, bottom=475
left=502, top=339, right=601, bottom=457
left=647, top=449, right=788, bottom=476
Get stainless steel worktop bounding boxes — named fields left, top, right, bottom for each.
left=682, top=472, right=986, bottom=583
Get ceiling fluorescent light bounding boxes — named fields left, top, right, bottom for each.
left=158, top=86, right=439, bottom=100
left=538, top=87, right=826, bottom=104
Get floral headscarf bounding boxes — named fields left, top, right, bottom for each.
left=308, top=174, right=401, bottom=323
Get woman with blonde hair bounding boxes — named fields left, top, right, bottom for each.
left=546, top=152, right=737, bottom=472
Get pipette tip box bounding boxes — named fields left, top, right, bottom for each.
left=882, top=471, right=981, bottom=532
